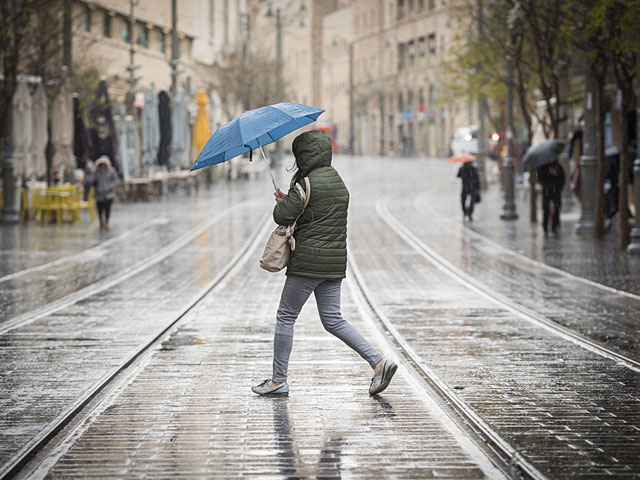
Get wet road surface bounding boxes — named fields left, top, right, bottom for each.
left=1, top=156, right=639, bottom=478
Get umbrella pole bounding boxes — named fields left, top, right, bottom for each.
left=259, top=145, right=279, bottom=191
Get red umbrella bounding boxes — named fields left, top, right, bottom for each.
left=447, top=153, right=476, bottom=163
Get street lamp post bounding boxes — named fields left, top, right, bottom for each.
left=476, top=0, right=486, bottom=190
left=501, top=8, right=518, bottom=221
left=0, top=107, right=18, bottom=224
left=575, top=66, right=597, bottom=233
left=557, top=61, right=573, bottom=206
left=349, top=42, right=355, bottom=155
left=171, top=0, right=179, bottom=98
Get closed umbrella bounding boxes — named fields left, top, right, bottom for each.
left=125, top=115, right=140, bottom=178
left=141, top=87, right=160, bottom=172
left=89, top=78, right=119, bottom=173
left=192, top=91, right=210, bottom=158
left=52, top=80, right=75, bottom=181
left=170, top=89, right=190, bottom=170
left=31, top=83, right=48, bottom=179
left=113, top=101, right=131, bottom=182
left=73, top=94, right=92, bottom=169
left=12, top=80, right=33, bottom=181
left=157, top=90, right=172, bottom=166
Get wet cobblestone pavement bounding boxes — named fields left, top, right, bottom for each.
left=1, top=156, right=639, bottom=478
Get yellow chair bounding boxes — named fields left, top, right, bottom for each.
left=78, top=186, right=97, bottom=222
left=32, top=188, right=62, bottom=224
left=20, top=187, right=29, bottom=223
left=58, top=185, right=81, bottom=222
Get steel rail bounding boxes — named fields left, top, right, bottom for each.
left=0, top=213, right=272, bottom=480
left=414, top=191, right=640, bottom=302
left=377, top=194, right=640, bottom=372
left=0, top=199, right=260, bottom=335
left=347, top=252, right=550, bottom=480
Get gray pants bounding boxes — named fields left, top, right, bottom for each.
left=272, top=275, right=383, bottom=382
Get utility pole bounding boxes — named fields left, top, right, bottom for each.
left=500, top=22, right=518, bottom=220
left=626, top=70, right=640, bottom=253
left=127, top=0, right=141, bottom=106
left=476, top=0, right=486, bottom=190
left=171, top=0, right=179, bottom=98
left=274, top=8, right=283, bottom=164
left=557, top=61, right=573, bottom=205
left=349, top=42, right=355, bottom=155
left=575, top=66, right=597, bottom=233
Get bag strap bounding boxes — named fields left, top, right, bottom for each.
left=288, top=177, right=311, bottom=234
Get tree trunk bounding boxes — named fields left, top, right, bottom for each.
left=618, top=87, right=631, bottom=248
left=593, top=81, right=607, bottom=237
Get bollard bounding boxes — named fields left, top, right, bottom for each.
left=627, top=159, right=640, bottom=253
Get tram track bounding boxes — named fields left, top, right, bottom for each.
left=0, top=199, right=260, bottom=335
left=0, top=213, right=272, bottom=480
left=347, top=253, right=548, bottom=480
left=377, top=194, right=640, bottom=372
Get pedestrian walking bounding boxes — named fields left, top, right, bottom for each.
left=252, top=131, right=397, bottom=397
left=457, top=162, right=480, bottom=221
left=536, top=160, right=565, bottom=234
left=94, top=155, right=118, bottom=231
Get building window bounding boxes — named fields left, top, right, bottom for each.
left=418, top=36, right=426, bottom=61
left=397, top=0, right=404, bottom=20
left=429, top=0, right=435, bottom=9
left=408, top=0, right=414, bottom=15
left=158, top=30, right=166, bottom=53
left=428, top=33, right=436, bottom=54
left=103, top=12, right=112, bottom=38
left=418, top=0, right=425, bottom=12
left=397, top=42, right=406, bottom=70
left=122, top=19, right=132, bottom=43
left=137, top=23, right=149, bottom=48
left=408, top=40, right=415, bottom=66
left=80, top=6, right=91, bottom=32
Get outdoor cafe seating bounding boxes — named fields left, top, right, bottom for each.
left=20, top=185, right=97, bottom=224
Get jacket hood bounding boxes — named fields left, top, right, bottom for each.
left=292, top=130, right=332, bottom=174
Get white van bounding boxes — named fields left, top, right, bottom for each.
left=450, top=125, right=479, bottom=156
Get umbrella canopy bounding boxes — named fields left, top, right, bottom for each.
left=73, top=95, right=92, bottom=169
left=192, top=91, right=210, bottom=158
left=125, top=115, right=140, bottom=178
left=448, top=153, right=475, bottom=164
left=32, top=83, right=48, bottom=179
left=141, top=87, right=160, bottom=171
left=170, top=90, right=190, bottom=170
left=522, top=139, right=566, bottom=169
left=12, top=80, right=33, bottom=181
left=191, top=102, right=324, bottom=172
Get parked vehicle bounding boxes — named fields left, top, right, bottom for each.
left=450, top=125, right=500, bottom=159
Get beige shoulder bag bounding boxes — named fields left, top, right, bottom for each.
left=260, top=177, right=311, bottom=272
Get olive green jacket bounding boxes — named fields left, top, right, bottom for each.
left=273, top=130, right=349, bottom=279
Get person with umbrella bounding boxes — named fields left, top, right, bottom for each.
left=522, top=139, right=567, bottom=234
left=191, top=103, right=397, bottom=397
left=451, top=154, right=480, bottom=221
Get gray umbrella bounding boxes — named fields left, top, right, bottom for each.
left=170, top=90, right=190, bottom=170
left=522, top=139, right=567, bottom=169
left=141, top=87, right=160, bottom=172
left=11, top=80, right=33, bottom=181
left=31, top=83, right=48, bottom=179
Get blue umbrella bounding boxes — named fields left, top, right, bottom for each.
left=190, top=102, right=324, bottom=190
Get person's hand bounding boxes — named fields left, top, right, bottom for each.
left=274, top=188, right=286, bottom=203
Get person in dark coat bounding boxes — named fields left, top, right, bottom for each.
left=251, top=131, right=396, bottom=397
left=457, top=162, right=480, bottom=221
left=536, top=160, right=565, bottom=234
left=94, top=156, right=118, bottom=231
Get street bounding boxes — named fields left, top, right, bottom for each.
left=1, top=155, right=639, bottom=479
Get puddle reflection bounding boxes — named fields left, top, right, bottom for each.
left=272, top=399, right=343, bottom=480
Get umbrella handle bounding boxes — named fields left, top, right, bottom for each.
left=259, top=145, right=279, bottom=192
